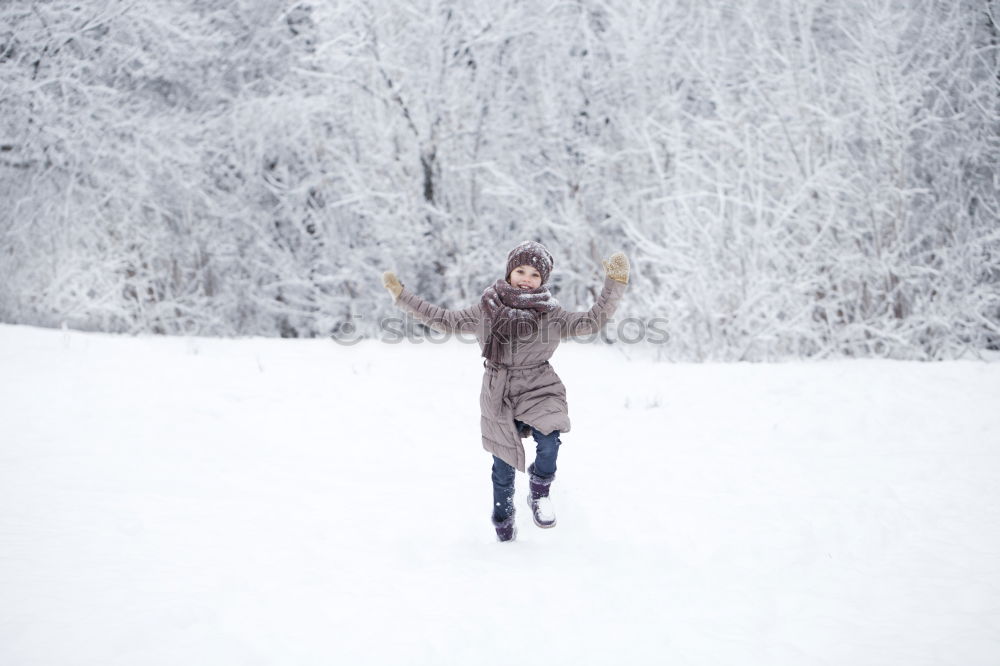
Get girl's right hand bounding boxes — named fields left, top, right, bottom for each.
left=382, top=271, right=403, bottom=298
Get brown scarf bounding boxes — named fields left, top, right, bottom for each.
left=480, top=279, right=559, bottom=364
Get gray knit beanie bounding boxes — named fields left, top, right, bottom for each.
left=505, top=241, right=554, bottom=285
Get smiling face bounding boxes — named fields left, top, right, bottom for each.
left=508, top=264, right=542, bottom=290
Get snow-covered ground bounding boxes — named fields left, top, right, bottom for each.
left=1, top=323, right=999, bottom=666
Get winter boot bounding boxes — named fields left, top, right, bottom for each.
left=491, top=512, right=517, bottom=542
left=526, top=463, right=557, bottom=528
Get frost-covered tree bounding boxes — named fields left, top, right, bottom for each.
left=1, top=0, right=998, bottom=358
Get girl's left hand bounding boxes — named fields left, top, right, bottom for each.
left=603, top=252, right=629, bottom=284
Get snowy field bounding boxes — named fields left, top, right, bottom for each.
left=1, top=323, right=999, bottom=666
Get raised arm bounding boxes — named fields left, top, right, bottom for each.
left=555, top=252, right=630, bottom=339
left=382, top=271, right=482, bottom=335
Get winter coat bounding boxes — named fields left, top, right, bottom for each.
left=392, top=276, right=628, bottom=471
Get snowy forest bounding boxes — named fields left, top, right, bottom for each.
left=2, top=0, right=999, bottom=360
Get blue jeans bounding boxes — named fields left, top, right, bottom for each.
left=492, top=419, right=561, bottom=521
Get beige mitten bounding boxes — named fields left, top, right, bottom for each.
left=382, top=271, right=403, bottom=299
left=602, top=252, right=630, bottom=284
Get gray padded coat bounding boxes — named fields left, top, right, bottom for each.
left=393, top=276, right=627, bottom=471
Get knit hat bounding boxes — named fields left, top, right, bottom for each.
left=505, top=241, right=554, bottom=285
